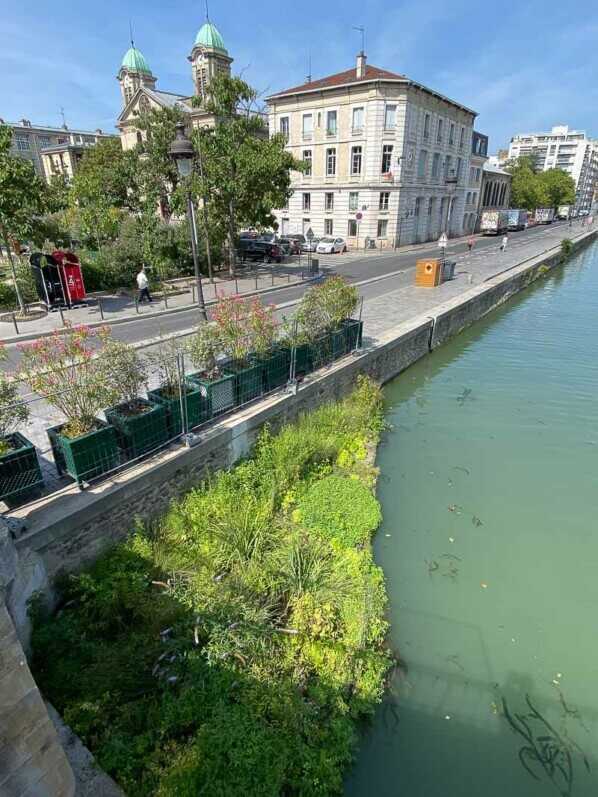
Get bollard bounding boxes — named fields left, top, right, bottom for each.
left=192, top=284, right=196, bottom=304
left=271, top=269, right=275, bottom=287
left=11, top=313, right=19, bottom=335
left=287, top=272, right=290, bottom=283
left=163, top=289, right=168, bottom=309
left=255, top=272, right=259, bottom=291
left=135, top=295, right=140, bottom=314
left=59, top=306, right=65, bottom=326
left=235, top=276, right=238, bottom=294
left=99, top=298, right=104, bottom=320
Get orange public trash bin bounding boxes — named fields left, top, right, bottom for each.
left=415, top=258, right=442, bottom=287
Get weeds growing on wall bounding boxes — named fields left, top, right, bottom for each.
left=30, top=376, right=390, bottom=796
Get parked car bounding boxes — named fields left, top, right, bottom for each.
left=277, top=234, right=304, bottom=255
left=302, top=238, right=321, bottom=252
left=238, top=240, right=284, bottom=263
left=316, top=236, right=348, bottom=254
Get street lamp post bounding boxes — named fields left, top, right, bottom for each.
left=169, top=123, right=207, bottom=322
left=444, top=167, right=458, bottom=239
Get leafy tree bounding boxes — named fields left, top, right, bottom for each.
left=537, top=168, right=575, bottom=207
left=192, top=73, right=303, bottom=275
left=44, top=173, right=70, bottom=213
left=0, top=124, right=46, bottom=312
left=506, top=157, right=575, bottom=210
left=134, top=106, right=187, bottom=221
left=69, top=138, right=137, bottom=250
left=505, top=156, right=544, bottom=210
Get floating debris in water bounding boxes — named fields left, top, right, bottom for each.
left=502, top=693, right=589, bottom=795
left=456, top=387, right=474, bottom=404
left=444, top=715, right=451, bottom=720
left=385, top=533, right=391, bottom=537
left=448, top=504, right=462, bottom=514
left=448, top=536, right=455, bottom=543
left=481, top=583, right=488, bottom=589
left=453, top=466, right=470, bottom=475
left=472, top=515, right=483, bottom=527
left=444, top=654, right=464, bottom=671
left=448, top=478, right=453, bottom=487
left=491, top=700, right=499, bottom=715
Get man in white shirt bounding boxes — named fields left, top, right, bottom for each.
left=500, top=234, right=508, bottom=253
left=136, top=266, right=152, bottom=303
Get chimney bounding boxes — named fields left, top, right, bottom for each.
left=356, top=51, right=367, bottom=78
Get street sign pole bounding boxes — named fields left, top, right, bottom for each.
left=355, top=212, right=363, bottom=250
left=306, top=227, right=314, bottom=274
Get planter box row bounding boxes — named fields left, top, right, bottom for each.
left=0, top=320, right=362, bottom=498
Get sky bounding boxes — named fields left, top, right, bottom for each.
left=1, top=0, right=597, bottom=152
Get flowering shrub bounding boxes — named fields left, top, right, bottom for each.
left=17, top=322, right=143, bottom=437
left=187, top=323, right=222, bottom=380
left=295, top=276, right=359, bottom=339
left=0, top=343, right=29, bottom=453
left=211, top=293, right=278, bottom=361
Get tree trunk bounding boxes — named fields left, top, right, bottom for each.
left=0, top=220, right=25, bottom=315
left=227, top=198, right=237, bottom=278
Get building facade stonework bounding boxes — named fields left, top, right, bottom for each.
left=1, top=119, right=111, bottom=183
left=267, top=54, right=478, bottom=248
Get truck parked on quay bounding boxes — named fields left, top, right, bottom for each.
left=507, top=209, right=527, bottom=231
left=481, top=210, right=509, bottom=235
left=535, top=208, right=555, bottom=224
left=557, top=205, right=571, bottom=220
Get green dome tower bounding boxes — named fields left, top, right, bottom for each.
left=189, top=19, right=233, bottom=102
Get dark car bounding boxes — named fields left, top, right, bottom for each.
left=238, top=240, right=284, bottom=264
left=277, top=237, right=303, bottom=255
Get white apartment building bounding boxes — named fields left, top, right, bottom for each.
left=508, top=126, right=597, bottom=213
left=1, top=119, right=111, bottom=183
left=267, top=54, right=478, bottom=248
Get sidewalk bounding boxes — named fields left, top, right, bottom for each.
left=4, top=225, right=593, bottom=516
left=0, top=260, right=311, bottom=342
left=0, top=231, right=495, bottom=343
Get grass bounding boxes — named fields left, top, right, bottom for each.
left=30, top=376, right=390, bottom=796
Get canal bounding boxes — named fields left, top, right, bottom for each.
left=347, top=240, right=598, bottom=797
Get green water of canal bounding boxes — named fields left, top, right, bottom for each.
left=347, top=241, right=598, bottom=797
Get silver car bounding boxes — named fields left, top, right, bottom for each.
left=302, top=238, right=321, bottom=252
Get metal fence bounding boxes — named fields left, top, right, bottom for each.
left=0, top=317, right=364, bottom=510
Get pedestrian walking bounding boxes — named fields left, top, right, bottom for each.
left=500, top=234, right=508, bottom=253
left=467, top=236, right=475, bottom=252
left=136, top=266, right=152, bottom=303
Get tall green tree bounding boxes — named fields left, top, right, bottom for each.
left=537, top=168, right=575, bottom=207
left=0, top=124, right=46, bottom=312
left=192, top=73, right=303, bottom=275
left=505, top=156, right=544, bottom=210
left=134, top=106, right=186, bottom=221
left=69, top=138, right=137, bottom=250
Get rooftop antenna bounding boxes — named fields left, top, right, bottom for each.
left=307, top=36, right=312, bottom=82
left=59, top=106, right=67, bottom=129
left=205, top=0, right=210, bottom=22
left=129, top=20, right=134, bottom=48
left=353, top=24, right=365, bottom=53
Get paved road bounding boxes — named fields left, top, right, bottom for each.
left=82, top=221, right=583, bottom=345
left=1, top=220, right=581, bottom=359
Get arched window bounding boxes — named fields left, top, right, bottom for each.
left=136, top=131, right=143, bottom=145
